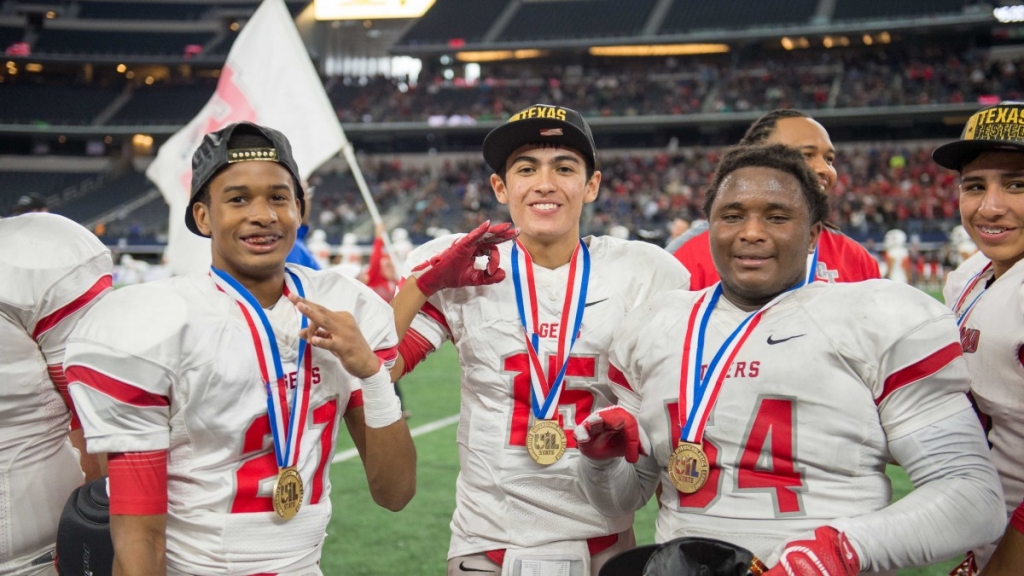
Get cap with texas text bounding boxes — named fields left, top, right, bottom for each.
left=933, top=101, right=1024, bottom=170
left=482, top=104, right=597, bottom=174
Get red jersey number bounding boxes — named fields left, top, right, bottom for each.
left=504, top=353, right=597, bottom=449
left=230, top=397, right=339, bottom=513
left=666, top=396, right=804, bottom=514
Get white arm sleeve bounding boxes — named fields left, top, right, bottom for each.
left=576, top=433, right=661, bottom=519
left=832, top=406, right=1004, bottom=572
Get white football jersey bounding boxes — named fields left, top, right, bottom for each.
left=944, top=252, right=1024, bottom=565
left=0, top=214, right=111, bottom=575
left=405, top=234, right=689, bottom=558
left=610, top=280, right=971, bottom=561
left=65, top=266, right=397, bottom=575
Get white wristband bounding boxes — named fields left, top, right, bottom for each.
left=360, top=364, right=403, bottom=429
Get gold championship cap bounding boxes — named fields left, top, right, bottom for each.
left=482, top=104, right=597, bottom=174
left=933, top=101, right=1024, bottom=170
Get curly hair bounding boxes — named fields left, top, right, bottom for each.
left=703, top=144, right=830, bottom=225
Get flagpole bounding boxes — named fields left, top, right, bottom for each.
left=338, top=142, right=406, bottom=275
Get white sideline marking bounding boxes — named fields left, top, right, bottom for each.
left=332, top=414, right=460, bottom=463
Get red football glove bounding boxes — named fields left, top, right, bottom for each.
left=765, top=527, right=860, bottom=576
left=574, top=406, right=647, bottom=463
left=412, top=221, right=519, bottom=296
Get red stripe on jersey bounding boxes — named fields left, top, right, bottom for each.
left=32, top=274, right=112, bottom=340
left=398, top=329, right=434, bottom=377
left=375, top=345, right=398, bottom=365
left=1012, top=499, right=1024, bottom=534
left=607, top=363, right=633, bottom=393
left=419, top=300, right=451, bottom=335
left=108, top=450, right=168, bottom=515
left=66, top=365, right=170, bottom=407
left=486, top=533, right=619, bottom=566
left=48, top=364, right=81, bottom=430
left=876, top=342, right=962, bottom=406
left=347, top=389, right=364, bottom=413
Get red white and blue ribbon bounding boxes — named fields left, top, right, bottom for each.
left=678, top=282, right=802, bottom=443
left=806, top=245, right=820, bottom=284
left=950, top=261, right=993, bottom=327
left=211, top=265, right=311, bottom=470
left=511, top=239, right=590, bottom=420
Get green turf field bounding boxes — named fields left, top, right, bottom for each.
left=323, top=340, right=961, bottom=575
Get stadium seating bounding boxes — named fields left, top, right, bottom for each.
left=494, top=0, right=657, bottom=42
left=33, top=28, right=217, bottom=57
left=659, top=0, right=818, bottom=34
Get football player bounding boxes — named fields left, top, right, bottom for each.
left=673, top=109, right=880, bottom=287
left=389, top=104, right=690, bottom=575
left=577, top=144, right=1003, bottom=575
left=0, top=212, right=111, bottom=575
left=63, top=122, right=415, bottom=575
left=934, top=101, right=1024, bottom=573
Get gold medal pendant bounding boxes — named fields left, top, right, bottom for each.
left=272, top=466, right=304, bottom=520
left=526, top=419, right=567, bottom=465
left=667, top=442, right=710, bottom=494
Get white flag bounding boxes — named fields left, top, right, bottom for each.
left=147, top=0, right=346, bottom=276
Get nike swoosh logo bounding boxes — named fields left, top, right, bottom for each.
left=766, top=334, right=805, bottom=345
left=458, top=562, right=496, bottom=573
left=584, top=298, right=609, bottom=308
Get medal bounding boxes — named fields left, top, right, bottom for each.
left=672, top=283, right=802, bottom=494
left=212, top=265, right=312, bottom=520
left=511, top=240, right=590, bottom=466
left=526, top=419, right=568, bottom=465
left=667, top=442, right=710, bottom=494
left=272, top=466, right=304, bottom=520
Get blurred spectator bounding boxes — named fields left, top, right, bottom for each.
left=9, top=194, right=48, bottom=216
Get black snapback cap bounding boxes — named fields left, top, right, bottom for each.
left=933, top=101, right=1024, bottom=171
left=186, top=121, right=304, bottom=236
left=482, top=104, right=597, bottom=174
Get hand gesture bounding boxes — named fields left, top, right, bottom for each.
left=412, top=221, right=518, bottom=296
left=574, top=406, right=648, bottom=463
left=289, top=294, right=380, bottom=378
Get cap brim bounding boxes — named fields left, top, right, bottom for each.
left=933, top=139, right=1024, bottom=170
left=483, top=118, right=594, bottom=174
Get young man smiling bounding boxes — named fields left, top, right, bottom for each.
left=672, top=109, right=880, bottom=288
left=934, top=101, right=1024, bottom=574
left=577, top=144, right=1002, bottom=576
left=63, top=122, right=415, bottom=575
left=388, top=104, right=689, bottom=576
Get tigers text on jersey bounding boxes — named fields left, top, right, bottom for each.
left=405, top=234, right=689, bottom=558
left=944, top=252, right=1024, bottom=565
left=673, top=227, right=881, bottom=289
left=65, top=266, right=397, bottom=575
left=609, top=280, right=969, bottom=560
left=0, top=213, right=111, bottom=575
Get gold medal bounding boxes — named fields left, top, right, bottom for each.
left=667, top=442, right=710, bottom=494
left=526, top=419, right=567, bottom=465
left=272, top=466, right=304, bottom=520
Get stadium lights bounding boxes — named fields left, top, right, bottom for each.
left=455, top=50, right=547, bottom=62
left=780, top=37, right=810, bottom=50
left=116, top=63, right=126, bottom=73
left=314, top=0, right=434, bottom=20
left=995, top=5, right=1024, bottom=22
left=25, top=63, right=42, bottom=72
left=132, top=134, right=153, bottom=155
left=588, top=44, right=729, bottom=57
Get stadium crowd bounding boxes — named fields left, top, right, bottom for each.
left=329, top=46, right=1023, bottom=123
